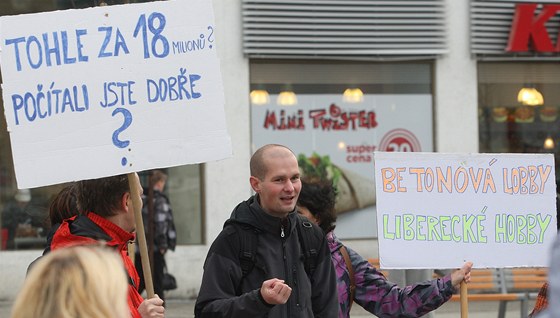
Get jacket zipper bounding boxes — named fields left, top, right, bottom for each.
left=292, top=265, right=300, bottom=308
left=280, top=223, right=290, bottom=317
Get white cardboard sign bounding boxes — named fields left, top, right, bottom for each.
left=0, top=0, right=231, bottom=188
left=374, top=152, right=557, bottom=269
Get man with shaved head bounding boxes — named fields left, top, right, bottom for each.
left=195, top=144, right=337, bottom=318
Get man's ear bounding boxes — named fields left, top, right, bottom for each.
left=121, top=192, right=131, bottom=212
left=249, top=176, right=260, bottom=193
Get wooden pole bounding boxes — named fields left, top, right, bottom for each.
left=147, top=173, right=155, bottom=283
left=128, top=173, right=155, bottom=298
left=460, top=280, right=468, bottom=318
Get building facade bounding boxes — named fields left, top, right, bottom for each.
left=0, top=0, right=558, bottom=300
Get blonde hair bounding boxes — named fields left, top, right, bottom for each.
left=11, top=246, right=129, bottom=318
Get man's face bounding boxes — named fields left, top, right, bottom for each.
left=252, top=149, right=301, bottom=217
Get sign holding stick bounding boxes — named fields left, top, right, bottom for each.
left=128, top=172, right=154, bottom=298
left=461, top=282, right=468, bottom=317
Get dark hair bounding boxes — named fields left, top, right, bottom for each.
left=76, top=174, right=129, bottom=217
left=298, top=177, right=337, bottom=233
left=49, top=184, right=78, bottom=225
left=150, top=170, right=168, bottom=186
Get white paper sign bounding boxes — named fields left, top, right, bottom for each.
left=0, top=0, right=231, bottom=188
left=374, top=152, right=557, bottom=269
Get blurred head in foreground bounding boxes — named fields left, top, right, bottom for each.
left=11, top=245, right=129, bottom=318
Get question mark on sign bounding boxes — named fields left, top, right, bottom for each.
left=112, top=107, right=133, bottom=166
left=207, top=26, right=214, bottom=49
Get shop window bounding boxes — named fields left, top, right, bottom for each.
left=478, top=62, right=560, bottom=187
left=250, top=60, right=434, bottom=239
left=0, top=0, right=204, bottom=250
left=1, top=186, right=58, bottom=250
left=139, top=167, right=203, bottom=246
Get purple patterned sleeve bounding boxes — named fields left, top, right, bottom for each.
left=328, top=232, right=455, bottom=318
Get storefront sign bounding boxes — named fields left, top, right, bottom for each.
left=375, top=152, right=557, bottom=269
left=251, top=94, right=433, bottom=238
left=507, top=3, right=560, bottom=52
left=0, top=1, right=231, bottom=188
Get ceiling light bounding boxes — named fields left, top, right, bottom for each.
left=277, top=91, right=297, bottom=106
left=343, top=88, right=364, bottom=103
left=517, top=87, right=544, bottom=106
left=544, top=136, right=555, bottom=150
left=250, top=90, right=270, bottom=105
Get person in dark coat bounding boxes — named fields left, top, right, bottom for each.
left=195, top=144, right=338, bottom=318
left=135, top=170, right=177, bottom=302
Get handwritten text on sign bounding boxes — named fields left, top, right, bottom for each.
left=374, top=152, right=557, bottom=269
left=0, top=1, right=231, bottom=188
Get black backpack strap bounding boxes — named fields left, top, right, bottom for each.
left=238, top=224, right=258, bottom=278
left=224, top=221, right=260, bottom=295
left=295, top=214, right=320, bottom=278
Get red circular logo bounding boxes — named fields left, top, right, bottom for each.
left=378, top=129, right=421, bottom=152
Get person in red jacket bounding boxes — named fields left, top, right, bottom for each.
left=50, top=173, right=165, bottom=318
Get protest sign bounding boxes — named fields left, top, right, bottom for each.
left=374, top=152, right=557, bottom=269
left=0, top=0, right=231, bottom=188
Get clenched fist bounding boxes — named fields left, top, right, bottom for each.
left=260, top=278, right=292, bottom=305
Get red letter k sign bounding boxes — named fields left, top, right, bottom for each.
left=506, top=3, right=560, bottom=52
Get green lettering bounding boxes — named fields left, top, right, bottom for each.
left=507, top=215, right=515, bottom=243
left=463, top=214, right=477, bottom=242
left=416, top=215, right=426, bottom=241
left=383, top=214, right=395, bottom=240
left=477, top=214, right=487, bottom=243
left=537, top=213, right=552, bottom=243
left=495, top=214, right=506, bottom=243
left=427, top=216, right=440, bottom=241
left=403, top=214, right=415, bottom=240
left=395, top=215, right=401, bottom=239
left=527, top=214, right=538, bottom=244
left=440, top=216, right=451, bottom=241
left=451, top=215, right=461, bottom=242
left=516, top=215, right=527, bottom=244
